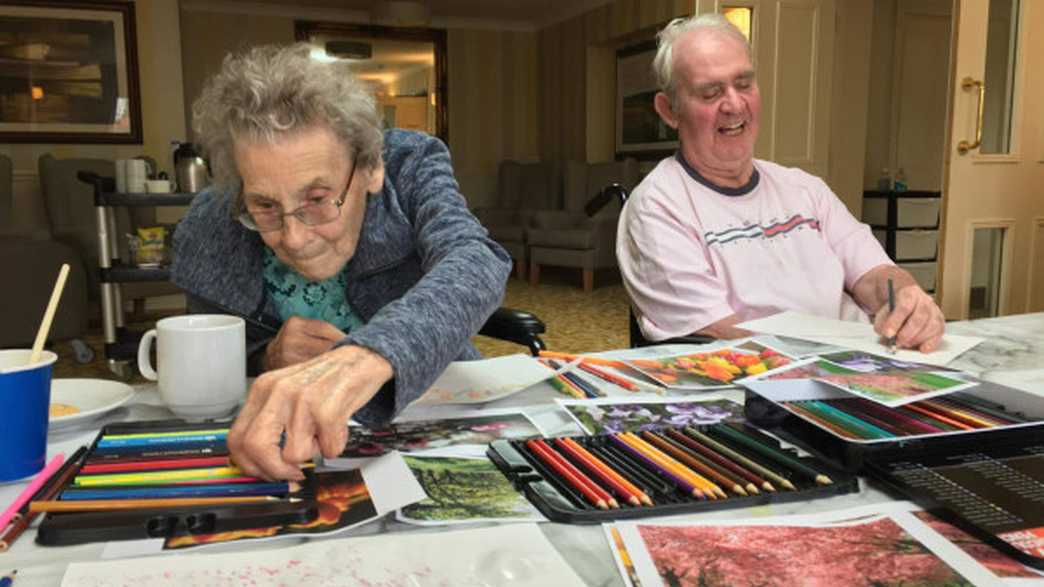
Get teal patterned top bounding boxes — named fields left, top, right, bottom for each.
left=261, top=248, right=364, bottom=333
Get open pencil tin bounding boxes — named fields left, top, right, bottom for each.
left=743, top=377, right=1044, bottom=472
left=36, top=419, right=318, bottom=546
left=487, top=423, right=857, bottom=524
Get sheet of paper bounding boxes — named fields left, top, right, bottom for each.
left=63, top=524, right=585, bottom=587
left=410, top=354, right=556, bottom=405
left=621, top=342, right=794, bottom=390
left=396, top=454, right=545, bottom=526
left=556, top=396, right=744, bottom=435
left=612, top=504, right=999, bottom=587
left=335, top=411, right=543, bottom=459
left=738, top=311, right=984, bottom=366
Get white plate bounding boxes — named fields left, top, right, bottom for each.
left=49, top=378, right=136, bottom=431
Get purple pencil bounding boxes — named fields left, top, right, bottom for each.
left=608, top=434, right=706, bottom=500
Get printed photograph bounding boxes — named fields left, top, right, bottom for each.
left=634, top=517, right=976, bottom=587
left=624, top=346, right=792, bottom=389
left=340, top=413, right=541, bottom=458
left=815, top=369, right=973, bottom=407
left=819, top=351, right=957, bottom=374
left=912, top=511, right=1041, bottom=578
left=165, top=469, right=378, bottom=550
left=563, top=399, right=743, bottom=435
left=398, top=456, right=542, bottom=524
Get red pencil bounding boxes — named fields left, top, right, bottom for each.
left=79, top=456, right=231, bottom=475
left=535, top=439, right=617, bottom=508
left=526, top=439, right=610, bottom=509
left=553, top=438, right=646, bottom=507
left=578, top=361, right=640, bottom=392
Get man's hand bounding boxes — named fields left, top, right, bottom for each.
left=263, top=316, right=345, bottom=371
left=228, top=345, right=394, bottom=480
left=873, top=283, right=945, bottom=353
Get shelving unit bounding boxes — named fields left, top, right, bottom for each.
left=77, top=172, right=195, bottom=376
left=862, top=190, right=941, bottom=294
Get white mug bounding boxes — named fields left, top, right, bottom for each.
left=123, top=159, right=149, bottom=193
left=138, top=314, right=247, bottom=419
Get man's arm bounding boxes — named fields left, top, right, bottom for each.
left=693, top=314, right=751, bottom=340
left=851, top=264, right=945, bottom=352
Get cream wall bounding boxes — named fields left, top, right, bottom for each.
left=2, top=0, right=187, bottom=233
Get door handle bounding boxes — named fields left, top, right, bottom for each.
left=957, top=77, right=985, bottom=155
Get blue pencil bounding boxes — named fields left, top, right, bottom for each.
left=59, top=482, right=293, bottom=501
left=97, top=433, right=228, bottom=449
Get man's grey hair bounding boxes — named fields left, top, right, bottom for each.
left=192, top=42, right=384, bottom=201
left=652, top=13, right=753, bottom=100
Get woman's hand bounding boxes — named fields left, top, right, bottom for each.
left=228, top=344, right=394, bottom=480
left=263, top=316, right=347, bottom=371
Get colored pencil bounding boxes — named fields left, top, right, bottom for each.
left=684, top=427, right=794, bottom=491
left=101, top=428, right=229, bottom=441
left=84, top=476, right=262, bottom=488
left=537, top=439, right=617, bottom=507
left=821, top=401, right=909, bottom=436
left=588, top=443, right=671, bottom=495
left=903, top=402, right=975, bottom=431
left=0, top=454, right=65, bottom=531
left=30, top=496, right=290, bottom=513
left=80, top=456, right=231, bottom=474
left=0, top=447, right=88, bottom=552
left=97, top=433, right=227, bottom=449
left=716, top=423, right=833, bottom=486
left=913, top=400, right=990, bottom=429
left=74, top=466, right=245, bottom=487
left=665, top=429, right=764, bottom=494
left=86, top=445, right=228, bottom=462
left=538, top=351, right=626, bottom=368
left=526, top=439, right=609, bottom=509
left=560, top=370, right=604, bottom=398
left=624, top=432, right=726, bottom=499
left=785, top=402, right=863, bottom=440
left=553, top=438, right=643, bottom=506
left=565, top=438, right=653, bottom=505
left=802, top=401, right=896, bottom=439
left=644, top=432, right=748, bottom=496
left=609, top=434, right=706, bottom=500
left=886, top=278, right=897, bottom=353
left=844, top=399, right=946, bottom=435
left=58, top=481, right=297, bottom=500
left=546, top=372, right=585, bottom=399
left=659, top=430, right=754, bottom=494
left=951, top=394, right=1028, bottom=422
left=578, top=361, right=640, bottom=392
left=934, top=397, right=1013, bottom=425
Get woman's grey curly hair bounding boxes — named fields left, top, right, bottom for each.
left=192, top=42, right=383, bottom=201
left=653, top=13, right=752, bottom=104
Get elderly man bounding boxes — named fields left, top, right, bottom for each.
left=617, top=14, right=944, bottom=352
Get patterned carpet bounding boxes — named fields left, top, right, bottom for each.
left=50, top=269, right=631, bottom=381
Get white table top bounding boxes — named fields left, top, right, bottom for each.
left=4, top=312, right=1043, bottom=586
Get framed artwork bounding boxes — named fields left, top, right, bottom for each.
left=616, top=40, right=677, bottom=159
left=0, top=1, right=142, bottom=143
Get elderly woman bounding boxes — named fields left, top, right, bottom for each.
left=171, top=43, right=511, bottom=481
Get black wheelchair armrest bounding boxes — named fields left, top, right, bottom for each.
left=629, top=309, right=715, bottom=347
left=478, top=306, right=547, bottom=356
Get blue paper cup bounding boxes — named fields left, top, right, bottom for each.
left=0, top=349, right=57, bottom=482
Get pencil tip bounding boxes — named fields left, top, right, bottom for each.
left=816, top=475, right=833, bottom=485
left=628, top=497, right=641, bottom=507
left=734, top=485, right=748, bottom=496
left=640, top=495, right=654, bottom=506
left=782, top=480, right=798, bottom=491
left=763, top=482, right=777, bottom=492
left=746, top=484, right=760, bottom=495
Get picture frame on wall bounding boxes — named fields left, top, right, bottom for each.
left=616, top=40, right=677, bottom=159
left=0, top=0, right=142, bottom=144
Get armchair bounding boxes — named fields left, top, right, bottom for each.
left=527, top=159, right=639, bottom=291
left=474, top=160, right=557, bottom=280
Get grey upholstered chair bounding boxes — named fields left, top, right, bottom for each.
left=526, top=158, right=639, bottom=291
left=0, top=154, right=90, bottom=351
left=474, top=160, right=557, bottom=279
left=38, top=154, right=182, bottom=317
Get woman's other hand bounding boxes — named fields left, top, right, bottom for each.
left=228, top=344, right=393, bottom=480
left=263, top=316, right=346, bottom=370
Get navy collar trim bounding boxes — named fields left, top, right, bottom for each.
left=675, top=151, right=759, bottom=196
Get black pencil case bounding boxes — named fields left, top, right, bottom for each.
left=861, top=430, right=1044, bottom=570
left=487, top=423, right=858, bottom=524
left=36, top=418, right=319, bottom=546
left=743, top=378, right=1044, bottom=473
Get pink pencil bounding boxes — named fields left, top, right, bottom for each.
left=0, top=453, right=65, bottom=529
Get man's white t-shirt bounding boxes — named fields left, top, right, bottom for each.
left=617, top=154, right=892, bottom=341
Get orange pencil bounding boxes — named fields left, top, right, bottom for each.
left=919, top=400, right=995, bottom=429
left=537, top=439, right=618, bottom=508
left=29, top=495, right=288, bottom=513
left=904, top=403, right=976, bottom=431
left=526, top=439, right=611, bottom=509
left=626, top=430, right=726, bottom=497
left=538, top=351, right=626, bottom=369
left=578, top=361, right=640, bottom=392
left=553, top=438, right=647, bottom=507
left=561, top=438, right=653, bottom=506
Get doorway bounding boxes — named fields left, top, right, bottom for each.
left=295, top=21, right=448, bottom=143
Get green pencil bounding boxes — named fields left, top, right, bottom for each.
left=683, top=427, right=796, bottom=491
left=713, top=423, right=832, bottom=485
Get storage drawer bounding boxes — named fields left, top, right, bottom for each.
left=862, top=197, right=940, bottom=228
left=874, top=229, right=938, bottom=260
left=899, top=261, right=937, bottom=291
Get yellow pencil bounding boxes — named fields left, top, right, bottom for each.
left=74, top=466, right=245, bottom=487
left=30, top=496, right=295, bottom=513
left=101, top=428, right=230, bottom=441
